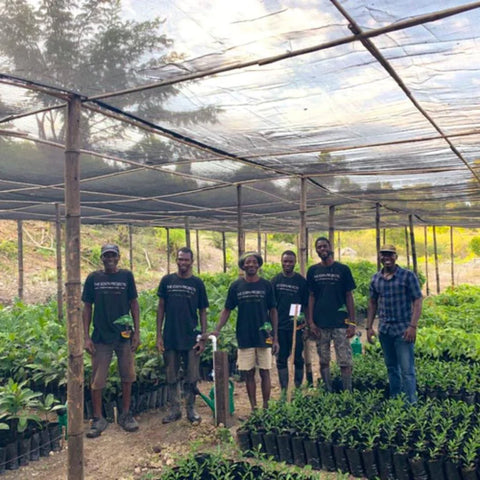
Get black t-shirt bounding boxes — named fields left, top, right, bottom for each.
left=306, top=261, right=356, bottom=328
left=82, top=269, right=138, bottom=344
left=157, top=273, right=209, bottom=351
left=225, top=277, right=276, bottom=349
left=271, top=272, right=308, bottom=331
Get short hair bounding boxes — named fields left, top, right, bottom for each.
left=281, top=250, right=296, bottom=258
left=315, top=236, right=331, bottom=247
left=177, top=247, right=194, bottom=260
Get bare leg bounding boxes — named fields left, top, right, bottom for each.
left=121, top=381, right=133, bottom=412
left=244, top=369, right=257, bottom=410
left=91, top=389, right=103, bottom=418
left=259, top=369, right=271, bottom=409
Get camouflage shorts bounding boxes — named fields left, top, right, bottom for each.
left=316, top=328, right=353, bottom=367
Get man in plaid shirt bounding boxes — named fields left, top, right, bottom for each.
left=366, top=244, right=422, bottom=404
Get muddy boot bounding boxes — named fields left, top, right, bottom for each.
left=185, top=383, right=201, bottom=423
left=162, top=383, right=181, bottom=424
left=294, top=367, right=304, bottom=388
left=277, top=368, right=289, bottom=390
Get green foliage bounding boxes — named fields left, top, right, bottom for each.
left=470, top=236, right=480, bottom=256
left=0, top=239, right=17, bottom=259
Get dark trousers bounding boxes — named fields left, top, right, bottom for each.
left=277, top=328, right=304, bottom=370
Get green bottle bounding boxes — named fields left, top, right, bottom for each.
left=351, top=333, right=362, bottom=356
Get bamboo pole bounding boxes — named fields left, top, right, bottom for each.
left=404, top=226, right=410, bottom=269
left=337, top=231, right=341, bottom=261
left=196, top=230, right=200, bottom=274
left=128, top=224, right=133, bottom=271
left=264, top=233, right=268, bottom=263
left=450, top=226, right=455, bottom=286
left=237, top=185, right=245, bottom=258
left=375, top=203, right=381, bottom=270
left=65, top=95, right=83, bottom=480
left=17, top=220, right=24, bottom=300
left=328, top=205, right=335, bottom=251
left=55, top=203, right=64, bottom=321
left=222, top=232, right=227, bottom=273
left=409, top=215, right=418, bottom=275
left=424, top=226, right=430, bottom=296
left=184, top=217, right=191, bottom=249
left=166, top=227, right=171, bottom=274
left=257, top=223, right=261, bottom=255
left=433, top=226, right=440, bottom=294
left=299, top=177, right=307, bottom=276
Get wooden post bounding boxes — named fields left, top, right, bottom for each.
left=433, top=226, right=440, bottom=294
left=55, top=203, right=64, bottom=321
left=375, top=203, right=381, bottom=270
left=337, top=231, right=341, bottom=261
left=17, top=220, right=24, bottom=300
left=257, top=224, right=261, bottom=255
left=287, top=309, right=300, bottom=403
left=305, top=227, right=309, bottom=263
left=237, top=185, right=245, bottom=258
left=185, top=217, right=191, bottom=248
left=328, top=205, right=335, bottom=251
left=404, top=226, right=410, bottom=269
left=299, top=177, right=307, bottom=276
left=196, top=230, right=200, bottom=274
left=65, top=95, right=83, bottom=480
left=382, top=228, right=386, bottom=245
left=409, top=215, right=418, bottom=275
left=213, top=351, right=232, bottom=427
left=128, top=224, right=133, bottom=271
left=264, top=233, right=268, bottom=263
left=450, top=226, right=455, bottom=286
left=222, top=232, right=227, bottom=273
left=166, top=227, right=171, bottom=274
left=424, top=226, right=430, bottom=296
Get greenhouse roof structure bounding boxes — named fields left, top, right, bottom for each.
left=2, top=0, right=480, bottom=231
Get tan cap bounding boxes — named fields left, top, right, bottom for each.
left=379, top=244, right=396, bottom=253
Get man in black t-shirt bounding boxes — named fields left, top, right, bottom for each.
left=156, top=247, right=209, bottom=424
left=83, top=244, right=140, bottom=438
left=271, top=250, right=308, bottom=395
left=307, top=237, right=356, bottom=392
left=214, top=252, right=279, bottom=410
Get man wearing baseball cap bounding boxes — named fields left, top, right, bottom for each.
left=82, top=243, right=140, bottom=437
left=366, top=244, right=423, bottom=404
left=213, top=252, right=279, bottom=411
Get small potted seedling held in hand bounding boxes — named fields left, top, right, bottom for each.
left=114, top=314, right=134, bottom=339
left=259, top=321, right=273, bottom=344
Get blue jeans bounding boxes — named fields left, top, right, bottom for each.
left=379, top=332, right=417, bottom=404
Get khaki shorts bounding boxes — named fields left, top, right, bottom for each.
left=237, top=348, right=272, bottom=371
left=91, top=340, right=136, bottom=390
left=316, top=328, right=353, bottom=367
left=164, top=349, right=200, bottom=384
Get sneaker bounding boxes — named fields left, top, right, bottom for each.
left=86, top=417, right=108, bottom=438
left=118, top=412, right=139, bottom=432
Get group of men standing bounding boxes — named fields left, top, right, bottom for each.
left=82, top=237, right=422, bottom=438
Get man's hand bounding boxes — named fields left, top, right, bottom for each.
left=403, top=326, right=417, bottom=343
left=272, top=338, right=280, bottom=356
left=131, top=331, right=140, bottom=352
left=346, top=325, right=356, bottom=339
left=308, top=323, right=321, bottom=339
left=84, top=337, right=95, bottom=355
left=366, top=327, right=376, bottom=344
left=156, top=336, right=165, bottom=354
left=193, top=339, right=206, bottom=355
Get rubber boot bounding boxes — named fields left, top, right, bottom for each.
left=277, top=368, right=289, bottom=390
left=305, top=369, right=313, bottom=386
left=294, top=367, right=304, bottom=388
left=185, top=383, right=201, bottom=423
left=162, top=383, right=181, bottom=424
left=341, top=374, right=352, bottom=392
left=320, top=366, right=333, bottom=393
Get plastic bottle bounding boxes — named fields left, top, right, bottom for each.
left=351, top=332, right=362, bottom=356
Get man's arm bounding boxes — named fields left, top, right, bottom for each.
left=366, top=297, right=378, bottom=343
left=193, top=307, right=208, bottom=355
left=345, top=290, right=356, bottom=338
left=83, top=302, right=95, bottom=355
left=269, top=307, right=279, bottom=355
left=307, top=292, right=321, bottom=338
left=130, top=297, right=140, bottom=351
left=156, top=297, right=165, bottom=353
left=212, top=308, right=231, bottom=335
left=403, top=297, right=423, bottom=342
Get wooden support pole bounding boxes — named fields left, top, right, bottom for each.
left=409, top=215, right=418, bottom=275
left=424, top=226, right=430, bottom=296
left=433, top=226, right=440, bottom=294
left=55, top=203, right=64, bottom=321
left=166, top=227, right=171, bottom=274
left=184, top=217, right=191, bottom=249
left=237, top=185, right=245, bottom=259
left=299, top=177, right=307, bottom=276
left=257, top=224, right=261, bottom=255
left=17, top=220, right=24, bottom=300
left=404, top=226, right=411, bottom=269
left=128, top=224, right=133, bottom=271
left=196, top=230, right=200, bottom=274
left=375, top=203, right=381, bottom=270
left=65, top=95, right=83, bottom=480
left=337, top=231, right=341, bottom=261
left=222, top=232, right=227, bottom=273
left=213, top=351, right=232, bottom=427
left=305, top=227, right=309, bottom=263
left=382, top=228, right=386, bottom=245
left=328, top=205, right=335, bottom=251
left=264, top=233, right=268, bottom=263
left=450, top=226, right=455, bottom=286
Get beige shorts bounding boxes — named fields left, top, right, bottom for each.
left=316, top=328, right=353, bottom=367
left=237, top=348, right=272, bottom=371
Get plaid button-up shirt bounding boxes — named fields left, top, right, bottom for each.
left=369, top=266, right=422, bottom=336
